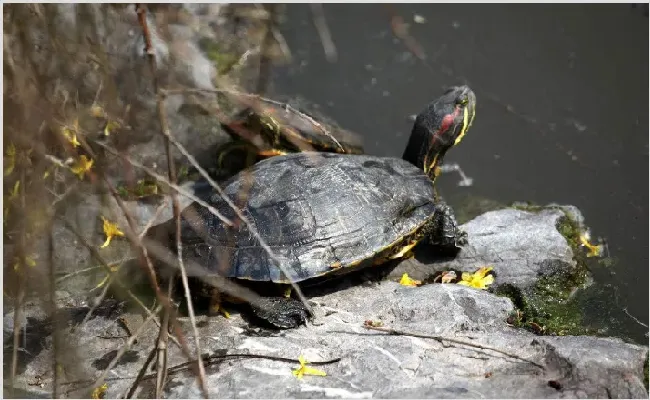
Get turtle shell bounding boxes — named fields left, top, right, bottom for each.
left=179, top=152, right=438, bottom=283
left=223, top=99, right=364, bottom=155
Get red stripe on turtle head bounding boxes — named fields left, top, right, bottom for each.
left=424, top=105, right=462, bottom=171
left=436, top=106, right=461, bottom=139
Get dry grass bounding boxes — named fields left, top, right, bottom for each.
left=2, top=4, right=314, bottom=398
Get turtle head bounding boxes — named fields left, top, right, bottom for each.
left=402, top=85, right=476, bottom=183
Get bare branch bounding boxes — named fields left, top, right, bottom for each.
left=89, top=305, right=164, bottom=395
left=135, top=4, right=208, bottom=397
left=310, top=4, right=337, bottom=62
left=363, top=324, right=545, bottom=370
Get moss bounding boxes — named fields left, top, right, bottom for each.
left=115, top=179, right=161, bottom=200
left=510, top=201, right=548, bottom=214
left=495, top=202, right=594, bottom=336
left=199, top=38, right=240, bottom=75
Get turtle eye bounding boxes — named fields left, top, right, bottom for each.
left=457, top=97, right=468, bottom=106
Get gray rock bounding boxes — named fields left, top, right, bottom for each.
left=9, top=183, right=198, bottom=297
left=393, top=207, right=578, bottom=290
left=4, top=4, right=244, bottom=184
left=4, top=207, right=647, bottom=399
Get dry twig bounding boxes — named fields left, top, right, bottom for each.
left=89, top=305, right=164, bottom=395
left=135, top=4, right=209, bottom=397
left=256, top=4, right=280, bottom=94
left=363, top=324, right=545, bottom=370
left=311, top=4, right=337, bottom=62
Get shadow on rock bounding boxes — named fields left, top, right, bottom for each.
left=3, top=299, right=125, bottom=377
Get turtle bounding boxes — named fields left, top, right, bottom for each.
left=213, top=97, right=365, bottom=177
left=167, top=85, right=477, bottom=329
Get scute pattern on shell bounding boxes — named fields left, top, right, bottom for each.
left=180, top=152, right=438, bottom=283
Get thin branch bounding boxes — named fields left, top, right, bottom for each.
left=93, top=89, right=314, bottom=315
left=93, top=140, right=234, bottom=228
left=155, top=279, right=172, bottom=398
left=88, top=305, right=163, bottom=395
left=10, top=165, right=28, bottom=398
left=48, top=229, right=60, bottom=399
left=151, top=352, right=342, bottom=380
left=140, top=237, right=266, bottom=309
left=310, top=4, right=337, bottom=62
left=134, top=114, right=314, bottom=317
left=271, top=27, right=292, bottom=63
left=60, top=352, right=342, bottom=393
left=256, top=4, right=279, bottom=94
left=135, top=4, right=208, bottom=398
left=54, top=265, right=104, bottom=284
left=231, top=46, right=261, bottom=73
left=385, top=5, right=426, bottom=61
left=161, top=87, right=348, bottom=153
left=623, top=308, right=649, bottom=329
left=363, top=324, right=545, bottom=370
left=138, top=198, right=174, bottom=240
left=59, top=209, right=184, bottom=349
left=125, top=346, right=156, bottom=399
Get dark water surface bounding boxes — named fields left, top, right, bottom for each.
left=271, top=4, right=648, bottom=343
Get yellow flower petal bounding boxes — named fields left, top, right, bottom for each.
left=480, top=274, right=495, bottom=287
left=100, top=217, right=124, bottom=248
left=91, top=383, right=108, bottom=399
left=6, top=142, right=16, bottom=156
left=399, top=273, right=421, bottom=287
left=4, top=143, right=16, bottom=176
left=579, top=232, right=603, bottom=258
left=292, top=355, right=327, bottom=379
left=476, top=266, right=493, bottom=278
left=457, top=266, right=495, bottom=290
left=62, top=126, right=81, bottom=148
left=94, top=274, right=111, bottom=290
left=301, top=366, right=327, bottom=377
left=70, top=155, right=94, bottom=179
left=101, top=236, right=112, bottom=249
left=9, top=180, right=20, bottom=200
left=457, top=279, right=471, bottom=287
left=103, top=121, right=121, bottom=137
left=90, top=104, right=106, bottom=118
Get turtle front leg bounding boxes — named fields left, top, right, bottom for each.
left=426, top=200, right=468, bottom=251
left=250, top=297, right=311, bottom=329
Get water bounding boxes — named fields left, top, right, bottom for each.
left=271, top=4, right=648, bottom=343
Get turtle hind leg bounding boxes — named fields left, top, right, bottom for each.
left=250, top=297, right=311, bottom=329
left=426, top=200, right=468, bottom=251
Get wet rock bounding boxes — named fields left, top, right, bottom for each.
left=4, top=208, right=648, bottom=399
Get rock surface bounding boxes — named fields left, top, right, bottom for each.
left=4, top=207, right=648, bottom=399
left=392, top=206, right=580, bottom=289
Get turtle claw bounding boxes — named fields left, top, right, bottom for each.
left=427, top=200, right=468, bottom=251
left=455, top=230, right=469, bottom=248
left=251, top=297, right=311, bottom=329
